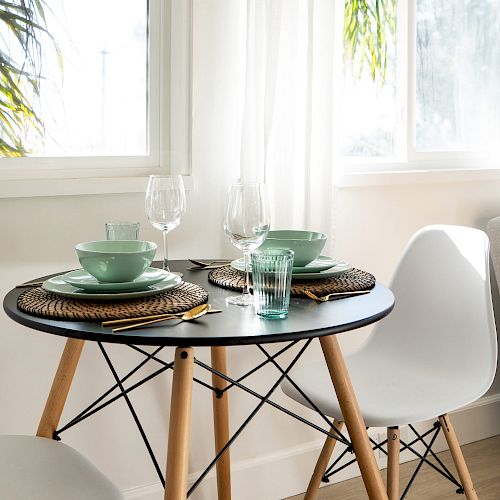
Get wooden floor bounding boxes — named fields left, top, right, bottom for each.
left=286, top=435, right=500, bottom=500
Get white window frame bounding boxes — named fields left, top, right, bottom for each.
left=0, top=0, right=193, bottom=198
left=337, top=0, right=500, bottom=186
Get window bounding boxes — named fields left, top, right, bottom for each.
left=15, top=0, right=148, bottom=157
left=339, top=0, right=500, bottom=172
left=0, top=0, right=191, bottom=187
left=415, top=0, right=500, bottom=153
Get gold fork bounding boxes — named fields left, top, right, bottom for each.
left=188, top=259, right=231, bottom=270
left=110, top=304, right=214, bottom=332
left=16, top=281, right=45, bottom=288
left=188, top=259, right=231, bottom=267
left=101, top=307, right=222, bottom=327
left=304, top=289, right=370, bottom=302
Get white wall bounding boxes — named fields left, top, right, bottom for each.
left=1, top=3, right=500, bottom=499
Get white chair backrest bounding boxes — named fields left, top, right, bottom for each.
left=364, top=225, right=497, bottom=396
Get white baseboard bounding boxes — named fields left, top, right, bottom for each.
left=122, top=392, right=500, bottom=500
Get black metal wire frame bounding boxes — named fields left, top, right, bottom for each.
left=322, top=435, right=387, bottom=481
left=187, top=338, right=314, bottom=496
left=400, top=422, right=463, bottom=498
left=219, top=341, right=305, bottom=394
left=321, top=420, right=464, bottom=498
left=55, top=345, right=168, bottom=436
left=98, top=342, right=166, bottom=486
left=194, top=350, right=351, bottom=447
left=126, top=342, right=349, bottom=447
left=51, top=338, right=355, bottom=495
left=255, top=344, right=349, bottom=445
left=55, top=345, right=217, bottom=438
left=55, top=344, right=176, bottom=486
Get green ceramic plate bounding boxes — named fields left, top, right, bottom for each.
left=289, top=262, right=350, bottom=280
left=231, top=256, right=350, bottom=280
left=62, top=267, right=171, bottom=292
left=42, top=274, right=182, bottom=301
left=232, top=256, right=344, bottom=273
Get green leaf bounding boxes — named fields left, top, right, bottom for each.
left=344, top=0, right=397, bottom=83
left=0, top=0, right=54, bottom=157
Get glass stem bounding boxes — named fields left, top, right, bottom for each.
left=243, top=250, right=251, bottom=296
left=163, top=230, right=170, bottom=271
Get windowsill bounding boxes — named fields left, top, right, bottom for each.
left=3, top=164, right=500, bottom=197
left=336, top=164, right=500, bottom=188
left=0, top=175, right=194, bottom=199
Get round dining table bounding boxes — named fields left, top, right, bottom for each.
left=3, top=260, right=395, bottom=500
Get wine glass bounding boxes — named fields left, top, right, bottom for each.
left=145, top=175, right=186, bottom=272
left=224, top=182, right=270, bottom=306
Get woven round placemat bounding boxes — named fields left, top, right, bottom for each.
left=17, top=281, right=208, bottom=321
left=208, top=266, right=375, bottom=297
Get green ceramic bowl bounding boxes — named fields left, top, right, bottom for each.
left=75, top=240, right=157, bottom=283
left=259, top=230, right=327, bottom=267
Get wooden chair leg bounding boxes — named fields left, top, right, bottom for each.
left=439, top=414, right=478, bottom=500
left=387, top=426, right=400, bottom=500
left=320, top=335, right=388, bottom=500
left=304, top=419, right=344, bottom=500
left=211, top=346, right=232, bottom=500
left=36, top=338, right=85, bottom=438
left=165, top=347, right=195, bottom=500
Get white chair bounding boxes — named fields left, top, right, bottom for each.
left=282, top=225, right=497, bottom=499
left=0, top=435, right=124, bottom=499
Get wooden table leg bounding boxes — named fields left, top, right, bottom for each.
left=320, top=335, right=388, bottom=500
left=211, top=346, right=232, bottom=500
left=37, top=338, right=85, bottom=438
left=165, top=347, right=195, bottom=500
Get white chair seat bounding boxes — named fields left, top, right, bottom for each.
left=282, top=347, right=491, bottom=428
left=0, top=435, right=123, bottom=500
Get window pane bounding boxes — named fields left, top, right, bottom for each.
left=3, top=0, right=148, bottom=157
left=339, top=69, right=398, bottom=158
left=340, top=4, right=399, bottom=158
left=416, top=0, right=500, bottom=152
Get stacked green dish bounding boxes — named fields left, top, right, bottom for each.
left=42, top=267, right=181, bottom=301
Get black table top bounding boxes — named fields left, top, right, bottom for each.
left=3, top=260, right=394, bottom=347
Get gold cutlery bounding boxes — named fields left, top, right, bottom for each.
left=109, top=304, right=214, bottom=332
left=187, top=264, right=229, bottom=270
left=16, top=281, right=45, bottom=288
left=304, top=289, right=370, bottom=302
left=188, top=259, right=231, bottom=267
left=17, top=268, right=79, bottom=288
left=102, top=306, right=222, bottom=327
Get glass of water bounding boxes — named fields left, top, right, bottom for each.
left=105, top=221, right=140, bottom=240
left=251, top=249, right=294, bottom=319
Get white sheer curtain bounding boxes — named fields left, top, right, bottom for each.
left=238, top=0, right=341, bottom=239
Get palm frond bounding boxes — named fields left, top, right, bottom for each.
left=344, top=0, right=397, bottom=83
left=0, top=0, right=53, bottom=157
